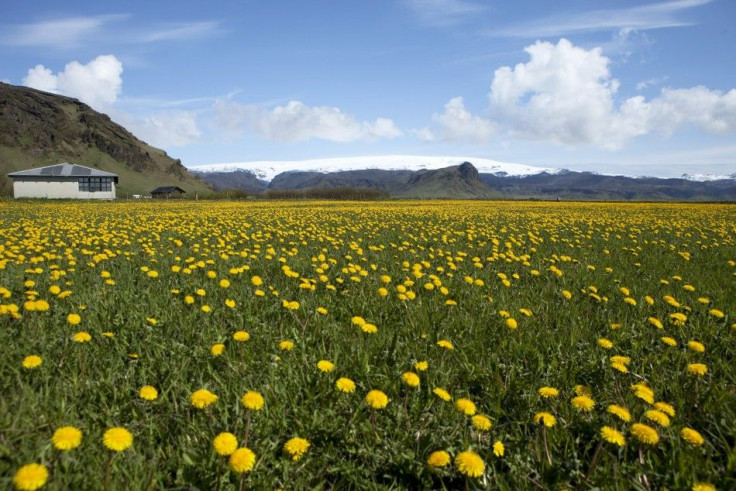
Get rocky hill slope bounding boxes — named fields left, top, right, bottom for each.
left=0, top=82, right=211, bottom=196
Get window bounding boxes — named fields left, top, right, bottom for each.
left=79, top=177, right=112, bottom=192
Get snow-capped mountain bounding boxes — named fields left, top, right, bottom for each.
left=680, top=172, right=736, bottom=182
left=190, top=155, right=561, bottom=182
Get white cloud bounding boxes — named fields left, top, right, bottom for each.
left=403, top=0, right=485, bottom=27
left=417, top=97, right=495, bottom=143
left=2, top=15, right=126, bottom=48
left=120, top=111, right=202, bottom=147
left=636, top=76, right=668, bottom=90
left=490, top=0, right=713, bottom=38
left=487, top=38, right=736, bottom=148
left=22, top=55, right=123, bottom=111
left=138, top=21, right=221, bottom=42
left=214, top=99, right=402, bottom=142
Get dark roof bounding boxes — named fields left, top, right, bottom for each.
left=7, top=163, right=118, bottom=180
left=151, top=186, right=186, bottom=194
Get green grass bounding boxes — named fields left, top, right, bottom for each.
left=1, top=200, right=734, bottom=490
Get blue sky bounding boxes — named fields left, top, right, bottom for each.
left=2, top=0, right=735, bottom=177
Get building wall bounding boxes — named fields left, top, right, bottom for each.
left=13, top=178, right=116, bottom=199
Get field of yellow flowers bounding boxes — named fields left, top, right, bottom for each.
left=2, top=200, right=735, bottom=490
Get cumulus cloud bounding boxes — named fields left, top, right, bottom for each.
left=214, top=99, right=402, bottom=142
left=416, top=97, right=495, bottom=143
left=23, top=55, right=123, bottom=111
left=487, top=38, right=736, bottom=148
left=119, top=111, right=202, bottom=147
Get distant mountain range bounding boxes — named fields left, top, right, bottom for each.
left=192, top=157, right=736, bottom=201
left=0, top=82, right=210, bottom=196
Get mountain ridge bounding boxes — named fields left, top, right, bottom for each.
left=193, top=162, right=736, bottom=201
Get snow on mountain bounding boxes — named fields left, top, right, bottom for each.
left=680, top=172, right=736, bottom=182
left=189, top=155, right=561, bottom=182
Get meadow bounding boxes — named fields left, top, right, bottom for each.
left=1, top=200, right=734, bottom=490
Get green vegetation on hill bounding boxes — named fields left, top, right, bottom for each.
left=0, top=82, right=211, bottom=197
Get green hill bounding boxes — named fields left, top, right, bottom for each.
left=0, top=82, right=211, bottom=197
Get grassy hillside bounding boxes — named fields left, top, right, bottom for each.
left=0, top=82, right=211, bottom=197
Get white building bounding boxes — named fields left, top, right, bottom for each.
left=7, top=163, right=118, bottom=199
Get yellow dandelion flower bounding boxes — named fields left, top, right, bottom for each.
left=611, top=362, right=628, bottom=373
left=644, top=409, right=671, bottom=427
left=538, top=387, right=559, bottom=398
left=631, top=383, right=655, bottom=404
left=654, top=402, right=675, bottom=417
left=401, top=371, right=420, bottom=388
left=607, top=404, right=631, bottom=422
left=213, top=432, right=238, bottom=456
left=414, top=360, right=428, bottom=371
left=687, top=341, right=705, bottom=353
left=493, top=440, right=505, bottom=457
left=365, top=390, right=389, bottom=409
left=630, top=423, right=659, bottom=445
left=692, top=483, right=716, bottom=491
left=233, top=331, right=250, bottom=342
left=361, top=323, right=378, bottom=333
left=336, top=377, right=356, bottom=393
left=67, top=313, right=81, bottom=325
left=681, top=428, right=704, bottom=446
left=600, top=426, right=625, bottom=446
left=647, top=317, right=664, bottom=329
left=279, top=340, right=294, bottom=351
left=225, top=299, right=236, bottom=308
left=598, top=338, right=613, bottom=349
left=534, top=412, right=556, bottom=427
left=283, top=437, right=310, bottom=461
left=454, top=450, right=485, bottom=478
left=630, top=423, right=658, bottom=445
left=687, top=363, right=708, bottom=376
left=661, top=336, right=678, bottom=346
left=351, top=316, right=366, bottom=326
left=317, top=360, right=334, bottom=372
left=427, top=450, right=451, bottom=467
left=219, top=279, right=230, bottom=288
left=73, top=331, right=91, bottom=343
left=561, top=290, right=572, bottom=300
left=708, top=309, right=724, bottom=318
left=436, top=339, right=454, bottom=350
left=572, top=395, right=596, bottom=412
left=669, top=312, right=688, bottom=326
left=52, top=426, right=83, bottom=451
left=250, top=276, right=263, bottom=286
left=22, top=355, right=43, bottom=369
left=610, top=355, right=631, bottom=365
left=139, top=385, right=158, bottom=401
left=433, top=387, right=451, bottom=401
left=190, top=389, right=218, bottom=409
left=610, top=323, right=622, bottom=330
left=210, top=343, right=225, bottom=356
left=102, top=427, right=133, bottom=452
left=316, top=307, right=328, bottom=315
left=455, top=398, right=476, bottom=416
left=241, top=391, right=264, bottom=410
left=471, top=414, right=492, bottom=431
left=229, top=447, right=256, bottom=473
left=13, top=463, right=48, bottom=491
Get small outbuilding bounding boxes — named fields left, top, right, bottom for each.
left=151, top=186, right=186, bottom=199
left=7, top=163, right=118, bottom=199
